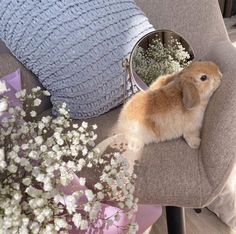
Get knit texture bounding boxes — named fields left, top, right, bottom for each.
left=0, top=0, right=154, bottom=118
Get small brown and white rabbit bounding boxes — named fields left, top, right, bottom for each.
left=96, top=61, right=222, bottom=153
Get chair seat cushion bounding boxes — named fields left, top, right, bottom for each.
left=39, top=106, right=202, bottom=207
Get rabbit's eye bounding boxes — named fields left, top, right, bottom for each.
left=200, top=75, right=208, bottom=81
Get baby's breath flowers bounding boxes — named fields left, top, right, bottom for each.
left=0, top=80, right=8, bottom=115
left=0, top=98, right=7, bottom=114
left=133, top=36, right=191, bottom=86
left=0, top=86, right=138, bottom=233
left=0, top=80, right=7, bottom=94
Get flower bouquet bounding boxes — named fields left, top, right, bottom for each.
left=0, top=75, right=140, bottom=233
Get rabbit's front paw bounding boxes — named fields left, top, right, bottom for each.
left=184, top=136, right=201, bottom=149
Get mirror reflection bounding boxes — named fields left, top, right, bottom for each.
left=130, top=30, right=194, bottom=90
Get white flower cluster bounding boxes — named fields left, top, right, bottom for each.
left=0, top=87, right=138, bottom=233
left=0, top=80, right=8, bottom=116
left=96, top=152, right=139, bottom=233
left=133, top=36, right=191, bottom=86
left=0, top=80, right=7, bottom=94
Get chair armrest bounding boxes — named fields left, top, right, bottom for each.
left=200, top=40, right=236, bottom=205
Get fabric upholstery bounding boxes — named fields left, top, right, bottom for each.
left=0, top=0, right=154, bottom=119
left=133, top=0, right=236, bottom=207
left=135, top=0, right=229, bottom=59
left=39, top=79, right=236, bottom=208
left=38, top=106, right=201, bottom=207
left=200, top=41, right=236, bottom=205
left=0, top=40, right=9, bottom=53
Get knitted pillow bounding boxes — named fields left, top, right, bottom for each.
left=0, top=0, right=154, bottom=119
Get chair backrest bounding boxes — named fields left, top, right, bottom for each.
left=135, top=0, right=229, bottom=59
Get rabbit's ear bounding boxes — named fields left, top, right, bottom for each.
left=181, top=80, right=200, bottom=109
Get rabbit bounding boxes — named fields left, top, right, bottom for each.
left=114, top=61, right=222, bottom=151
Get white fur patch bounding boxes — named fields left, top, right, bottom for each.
left=123, top=120, right=156, bottom=147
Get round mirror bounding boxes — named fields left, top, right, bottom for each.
left=130, top=30, right=195, bottom=91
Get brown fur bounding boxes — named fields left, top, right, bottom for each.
left=116, top=61, right=222, bottom=150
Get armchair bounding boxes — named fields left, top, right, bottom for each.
left=0, top=0, right=235, bottom=233
left=134, top=0, right=236, bottom=208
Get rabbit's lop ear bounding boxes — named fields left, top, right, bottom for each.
left=181, top=80, right=200, bottom=109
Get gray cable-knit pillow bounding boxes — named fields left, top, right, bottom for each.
left=0, top=0, right=154, bottom=118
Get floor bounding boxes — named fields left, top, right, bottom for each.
left=145, top=208, right=236, bottom=234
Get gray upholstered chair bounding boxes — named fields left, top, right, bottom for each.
left=0, top=0, right=235, bottom=233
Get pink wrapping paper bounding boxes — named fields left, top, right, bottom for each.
left=60, top=174, right=162, bottom=234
